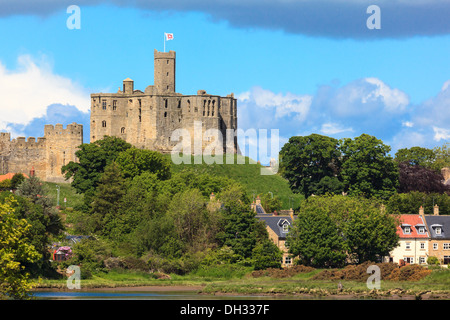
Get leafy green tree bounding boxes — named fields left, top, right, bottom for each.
left=287, top=195, right=399, bottom=267
left=216, top=185, right=268, bottom=260
left=61, top=136, right=131, bottom=196
left=340, top=134, right=399, bottom=199
left=116, top=147, right=171, bottom=181
left=252, top=240, right=283, bottom=270
left=90, top=162, right=126, bottom=235
left=279, top=134, right=341, bottom=197
left=431, top=142, right=450, bottom=172
left=260, top=192, right=283, bottom=213
left=394, top=146, right=436, bottom=168
left=387, top=191, right=450, bottom=215
left=11, top=173, right=26, bottom=189
left=286, top=200, right=347, bottom=268
left=0, top=197, right=41, bottom=299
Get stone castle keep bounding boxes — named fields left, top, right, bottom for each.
left=90, top=49, right=238, bottom=153
left=0, top=49, right=238, bottom=182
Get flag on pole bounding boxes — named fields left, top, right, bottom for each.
left=165, top=33, right=174, bottom=41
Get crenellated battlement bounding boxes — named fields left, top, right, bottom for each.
left=0, top=122, right=83, bottom=182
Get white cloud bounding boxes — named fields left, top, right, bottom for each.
left=402, top=121, right=414, bottom=127
left=364, top=77, right=409, bottom=112
left=433, top=126, right=450, bottom=141
left=238, top=86, right=312, bottom=121
left=0, top=54, right=90, bottom=132
left=320, top=122, right=353, bottom=135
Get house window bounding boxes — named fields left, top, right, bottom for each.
left=433, top=243, right=438, bottom=250
left=282, top=223, right=289, bottom=232
left=285, top=256, right=292, bottom=265
left=102, top=120, right=106, bottom=128
left=444, top=243, right=450, bottom=250
left=404, top=226, right=411, bottom=234
left=419, top=257, right=426, bottom=264
left=404, top=257, right=414, bottom=264
left=420, top=242, right=425, bottom=250
left=436, top=227, right=442, bottom=235
left=444, top=256, right=450, bottom=265
left=405, top=242, right=411, bottom=250
left=418, top=226, right=425, bottom=234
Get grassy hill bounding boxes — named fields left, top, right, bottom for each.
left=43, top=154, right=303, bottom=211
left=168, top=154, right=303, bottom=210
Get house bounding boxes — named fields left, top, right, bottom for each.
left=388, top=213, right=429, bottom=265
left=423, top=205, right=450, bottom=265
left=256, top=210, right=295, bottom=267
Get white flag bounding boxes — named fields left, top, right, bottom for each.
left=165, top=33, right=174, bottom=41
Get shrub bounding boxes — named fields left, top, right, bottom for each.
left=427, top=256, right=440, bottom=266
left=251, top=265, right=316, bottom=278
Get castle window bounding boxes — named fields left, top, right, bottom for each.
left=164, top=112, right=167, bottom=118
left=121, top=127, right=126, bottom=134
left=165, top=99, right=168, bottom=108
left=102, top=120, right=106, bottom=128
left=167, top=72, right=169, bottom=76
left=113, top=100, right=117, bottom=111
left=177, top=100, right=181, bottom=108
left=102, top=100, right=106, bottom=110
left=167, top=60, right=169, bottom=64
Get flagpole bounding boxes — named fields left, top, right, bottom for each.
left=164, top=33, right=166, bottom=52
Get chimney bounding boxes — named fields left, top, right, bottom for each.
left=434, top=204, right=439, bottom=216
left=289, top=208, right=294, bottom=221
left=419, top=205, right=424, bottom=217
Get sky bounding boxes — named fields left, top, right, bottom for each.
left=0, top=0, right=449, bottom=161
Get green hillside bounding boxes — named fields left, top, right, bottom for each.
left=43, top=154, right=303, bottom=211
left=168, top=154, right=303, bottom=210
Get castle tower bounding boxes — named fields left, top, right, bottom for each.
left=154, top=49, right=175, bottom=93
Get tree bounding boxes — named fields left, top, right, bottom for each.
left=116, top=147, right=171, bottom=181
left=216, top=185, right=268, bottom=260
left=11, top=173, right=25, bottom=189
left=259, top=192, right=282, bottom=213
left=394, top=146, right=436, bottom=168
left=0, top=197, right=41, bottom=299
left=252, top=240, right=283, bottom=270
left=397, top=162, right=449, bottom=194
left=279, top=134, right=341, bottom=197
left=287, top=195, right=399, bottom=267
left=61, top=136, right=132, bottom=195
left=89, top=161, right=126, bottom=235
left=431, top=142, right=450, bottom=172
left=387, top=191, right=450, bottom=215
left=340, top=134, right=399, bottom=199
left=287, top=201, right=347, bottom=268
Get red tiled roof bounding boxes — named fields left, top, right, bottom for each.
left=396, top=214, right=428, bottom=238
left=0, top=172, right=29, bottom=182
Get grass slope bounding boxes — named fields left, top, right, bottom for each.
left=168, top=154, right=303, bottom=210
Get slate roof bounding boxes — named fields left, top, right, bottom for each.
left=424, top=215, right=450, bottom=240
left=397, top=215, right=428, bottom=239
left=257, top=214, right=293, bottom=239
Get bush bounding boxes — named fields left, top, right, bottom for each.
left=192, top=264, right=252, bottom=279
left=427, top=256, right=440, bottom=266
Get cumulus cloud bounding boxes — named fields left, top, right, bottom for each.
left=237, top=77, right=449, bottom=155
left=0, top=0, right=449, bottom=39
left=0, top=55, right=90, bottom=134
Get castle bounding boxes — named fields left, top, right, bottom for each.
left=0, top=49, right=238, bottom=182
left=0, top=123, right=83, bottom=182
left=90, top=49, right=238, bottom=154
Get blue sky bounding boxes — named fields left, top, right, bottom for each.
left=0, top=1, right=449, bottom=160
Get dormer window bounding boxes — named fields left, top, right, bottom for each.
left=404, top=226, right=411, bottom=234
left=418, top=226, right=425, bottom=234
left=282, top=223, right=289, bottom=232
left=436, top=227, right=442, bottom=235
